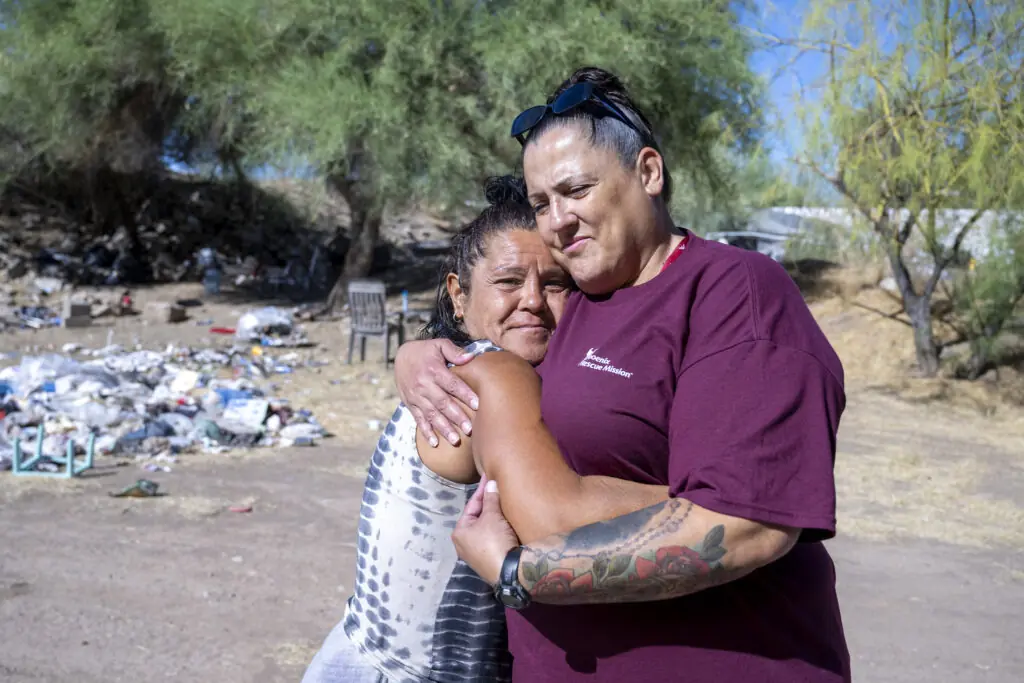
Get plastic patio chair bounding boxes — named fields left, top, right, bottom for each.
left=346, top=279, right=405, bottom=365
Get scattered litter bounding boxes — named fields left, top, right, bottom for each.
left=118, top=291, right=135, bottom=316
left=236, top=307, right=312, bottom=347
left=278, top=419, right=318, bottom=447
left=33, top=277, right=64, bottom=295
left=145, top=302, right=187, bottom=324
left=170, top=370, right=201, bottom=394
left=367, top=419, right=382, bottom=431
left=197, top=247, right=223, bottom=295
left=0, top=341, right=328, bottom=469
left=237, top=307, right=292, bottom=340
left=229, top=504, right=253, bottom=513
left=222, top=398, right=271, bottom=431
left=15, top=305, right=60, bottom=329
left=61, top=297, right=92, bottom=328
left=109, top=479, right=161, bottom=498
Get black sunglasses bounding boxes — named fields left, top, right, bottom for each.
left=510, top=82, right=646, bottom=145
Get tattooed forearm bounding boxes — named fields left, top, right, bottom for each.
left=519, top=499, right=732, bottom=604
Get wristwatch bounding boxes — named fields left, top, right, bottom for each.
left=493, top=546, right=531, bottom=610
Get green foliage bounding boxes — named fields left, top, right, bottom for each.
left=0, top=0, right=759, bottom=300
left=234, top=0, right=760, bottom=211
left=786, top=0, right=1024, bottom=376
left=798, top=0, right=1024, bottom=215
left=947, top=214, right=1024, bottom=377
left=0, top=0, right=181, bottom=174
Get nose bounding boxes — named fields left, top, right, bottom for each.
left=519, top=275, right=545, bottom=314
left=547, top=197, right=577, bottom=235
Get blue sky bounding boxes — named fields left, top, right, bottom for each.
left=743, top=0, right=827, bottom=167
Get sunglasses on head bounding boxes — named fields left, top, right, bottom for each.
left=510, top=82, right=646, bottom=146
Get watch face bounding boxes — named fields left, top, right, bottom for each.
left=497, top=586, right=528, bottom=610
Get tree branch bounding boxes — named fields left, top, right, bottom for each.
left=743, top=29, right=859, bottom=56
left=851, top=301, right=913, bottom=327
left=896, top=211, right=917, bottom=245
left=949, top=209, right=986, bottom=261
left=923, top=208, right=987, bottom=302
left=796, top=157, right=882, bottom=229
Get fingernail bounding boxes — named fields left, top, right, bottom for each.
left=461, top=421, right=472, bottom=434
left=485, top=480, right=498, bottom=493
left=470, top=398, right=479, bottom=410
left=447, top=433, right=459, bottom=445
left=429, top=436, right=438, bottom=447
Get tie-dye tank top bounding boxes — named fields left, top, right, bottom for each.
left=340, top=340, right=511, bottom=682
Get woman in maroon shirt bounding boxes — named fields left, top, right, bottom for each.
left=395, top=67, right=851, bottom=683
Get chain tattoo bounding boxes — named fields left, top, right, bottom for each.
left=519, top=499, right=731, bottom=604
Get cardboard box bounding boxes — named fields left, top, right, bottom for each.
left=145, top=302, right=187, bottom=324
left=62, top=299, right=91, bottom=319
left=62, top=297, right=92, bottom=328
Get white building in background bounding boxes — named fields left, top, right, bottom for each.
left=705, top=207, right=1016, bottom=262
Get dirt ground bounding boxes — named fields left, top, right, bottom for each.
left=1, top=278, right=1022, bottom=682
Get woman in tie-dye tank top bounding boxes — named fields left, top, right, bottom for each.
left=302, top=176, right=666, bottom=683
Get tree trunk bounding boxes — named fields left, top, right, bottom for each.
left=323, top=154, right=383, bottom=313
left=957, top=342, right=992, bottom=380
left=886, top=240, right=941, bottom=377
left=325, top=204, right=382, bottom=311
left=905, top=294, right=940, bottom=376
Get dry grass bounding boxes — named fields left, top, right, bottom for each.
left=836, top=444, right=1024, bottom=548
left=272, top=641, right=322, bottom=669
left=810, top=268, right=1024, bottom=418
left=795, top=265, right=1024, bottom=549
left=0, top=474, right=91, bottom=504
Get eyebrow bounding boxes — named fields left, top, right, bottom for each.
left=490, top=265, right=567, bottom=280
left=491, top=265, right=528, bottom=276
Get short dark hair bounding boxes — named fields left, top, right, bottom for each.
left=524, top=67, right=672, bottom=202
left=420, top=175, right=536, bottom=344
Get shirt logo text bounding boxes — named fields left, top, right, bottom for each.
left=578, top=348, right=633, bottom=379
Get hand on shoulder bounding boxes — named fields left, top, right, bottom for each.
left=453, top=351, right=541, bottom=401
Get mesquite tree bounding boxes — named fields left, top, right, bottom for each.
left=776, top=0, right=1024, bottom=376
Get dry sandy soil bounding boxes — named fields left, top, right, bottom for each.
left=1, top=277, right=1022, bottom=682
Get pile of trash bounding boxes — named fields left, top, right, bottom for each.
left=235, top=307, right=314, bottom=347
left=0, top=278, right=138, bottom=332
left=0, top=341, right=328, bottom=472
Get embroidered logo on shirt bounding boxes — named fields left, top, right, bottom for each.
left=578, top=348, right=633, bottom=379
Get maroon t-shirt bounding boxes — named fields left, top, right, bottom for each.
left=514, top=235, right=851, bottom=682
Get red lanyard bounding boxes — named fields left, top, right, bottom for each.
left=659, top=231, right=690, bottom=274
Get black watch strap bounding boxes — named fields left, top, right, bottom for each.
left=501, top=546, right=523, bottom=586
left=494, top=546, right=531, bottom=610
